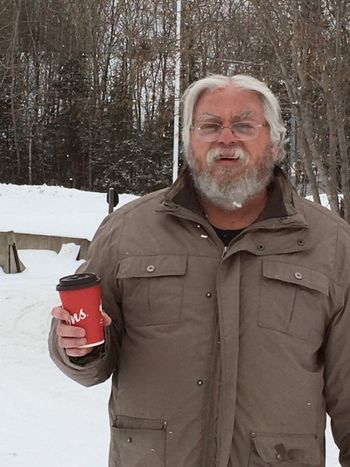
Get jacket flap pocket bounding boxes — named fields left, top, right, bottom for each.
left=117, top=255, right=187, bottom=279
left=263, top=260, right=329, bottom=296
left=111, top=415, right=166, bottom=466
left=113, top=415, right=166, bottom=431
left=252, top=433, right=321, bottom=464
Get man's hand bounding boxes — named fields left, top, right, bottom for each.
left=51, top=306, right=112, bottom=358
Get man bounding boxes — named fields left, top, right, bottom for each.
left=49, top=74, right=350, bottom=467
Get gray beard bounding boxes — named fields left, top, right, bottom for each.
left=187, top=145, right=276, bottom=211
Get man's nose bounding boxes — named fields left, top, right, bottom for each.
left=217, top=126, right=238, bottom=144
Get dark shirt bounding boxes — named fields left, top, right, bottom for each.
left=213, top=227, right=243, bottom=246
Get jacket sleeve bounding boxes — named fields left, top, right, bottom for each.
left=48, top=212, right=124, bottom=387
left=324, top=227, right=350, bottom=466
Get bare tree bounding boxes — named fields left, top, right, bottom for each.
left=0, top=0, right=349, bottom=214
left=251, top=0, right=350, bottom=219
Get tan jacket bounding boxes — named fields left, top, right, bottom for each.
left=49, top=168, right=350, bottom=467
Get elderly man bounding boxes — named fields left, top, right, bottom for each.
left=49, top=75, right=350, bottom=467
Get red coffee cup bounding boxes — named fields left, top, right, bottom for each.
left=56, top=273, right=104, bottom=348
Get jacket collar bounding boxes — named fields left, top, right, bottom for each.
left=164, top=166, right=203, bottom=215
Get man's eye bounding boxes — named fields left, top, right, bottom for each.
left=234, top=122, right=255, bottom=133
left=200, top=123, right=220, bottom=132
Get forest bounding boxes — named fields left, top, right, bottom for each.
left=0, top=0, right=349, bottom=220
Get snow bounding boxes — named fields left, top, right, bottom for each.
left=0, top=183, right=137, bottom=240
left=306, top=193, right=343, bottom=211
left=1, top=247, right=110, bottom=466
left=0, top=183, right=341, bottom=466
left=306, top=193, right=329, bottom=209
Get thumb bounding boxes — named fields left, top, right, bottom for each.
left=101, top=310, right=112, bottom=327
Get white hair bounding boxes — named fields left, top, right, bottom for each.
left=181, top=74, right=286, bottom=162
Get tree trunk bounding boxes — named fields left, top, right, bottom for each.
left=10, top=1, right=21, bottom=180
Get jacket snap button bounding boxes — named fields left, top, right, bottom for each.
left=257, top=243, right=265, bottom=251
left=146, top=265, right=156, bottom=273
left=197, top=379, right=204, bottom=386
left=206, top=292, right=212, bottom=298
left=294, top=272, right=303, bottom=280
left=127, top=437, right=133, bottom=443
left=297, top=239, right=305, bottom=246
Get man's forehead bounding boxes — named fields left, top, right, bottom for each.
left=193, top=86, right=264, bottom=119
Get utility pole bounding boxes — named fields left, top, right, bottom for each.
left=172, top=0, right=182, bottom=182
left=290, top=111, right=297, bottom=185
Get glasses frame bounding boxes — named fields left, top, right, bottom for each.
left=192, top=120, right=269, bottom=142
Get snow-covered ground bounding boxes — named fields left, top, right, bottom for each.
left=1, top=247, right=111, bottom=466
left=0, top=183, right=137, bottom=240
left=0, top=183, right=340, bottom=466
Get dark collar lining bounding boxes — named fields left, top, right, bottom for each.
left=257, top=169, right=288, bottom=221
left=172, top=168, right=205, bottom=215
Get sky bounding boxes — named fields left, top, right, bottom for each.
left=0, top=183, right=340, bottom=466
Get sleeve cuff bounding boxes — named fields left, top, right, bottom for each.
left=68, top=343, right=106, bottom=366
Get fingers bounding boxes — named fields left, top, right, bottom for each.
left=56, top=322, right=89, bottom=350
left=65, top=346, right=94, bottom=358
left=57, top=331, right=87, bottom=350
left=52, top=305, right=91, bottom=355
left=51, top=305, right=71, bottom=322
left=101, top=310, right=112, bottom=326
left=51, top=305, right=111, bottom=358
left=52, top=306, right=112, bottom=327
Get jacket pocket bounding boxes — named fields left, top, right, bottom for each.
left=258, top=260, right=329, bottom=342
left=117, top=255, right=187, bottom=326
left=249, top=432, right=321, bottom=466
left=111, top=415, right=167, bottom=467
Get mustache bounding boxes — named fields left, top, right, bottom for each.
left=207, top=146, right=249, bottom=166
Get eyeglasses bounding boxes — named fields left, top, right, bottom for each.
left=192, top=121, right=269, bottom=142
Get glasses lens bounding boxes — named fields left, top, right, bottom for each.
left=194, top=121, right=263, bottom=142
left=195, top=123, right=222, bottom=142
left=232, top=122, right=259, bottom=140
